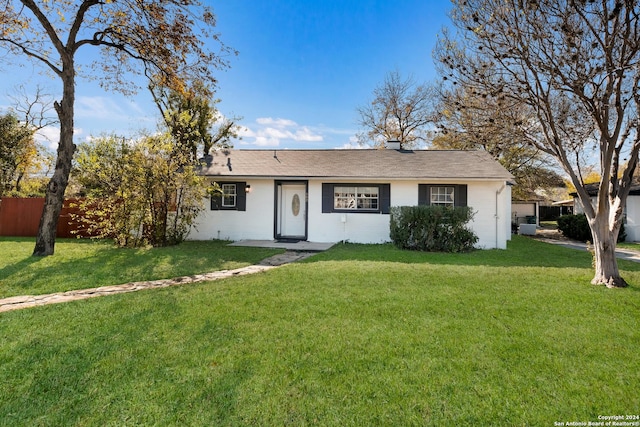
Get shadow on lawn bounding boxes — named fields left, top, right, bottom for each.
left=0, top=239, right=282, bottom=298
left=0, top=255, right=45, bottom=282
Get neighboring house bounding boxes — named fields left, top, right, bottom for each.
left=192, top=145, right=514, bottom=249
left=572, top=184, right=640, bottom=242
left=512, top=201, right=540, bottom=227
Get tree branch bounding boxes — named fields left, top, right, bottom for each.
left=0, top=37, right=62, bottom=76
left=19, top=0, right=65, bottom=58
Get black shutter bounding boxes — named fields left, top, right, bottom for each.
left=322, top=183, right=333, bottom=213
left=455, top=185, right=467, bottom=207
left=210, top=189, right=222, bottom=210
left=236, top=182, right=247, bottom=211
left=418, top=184, right=429, bottom=205
left=380, top=184, right=391, bottom=213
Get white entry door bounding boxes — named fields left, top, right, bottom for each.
left=277, top=183, right=307, bottom=240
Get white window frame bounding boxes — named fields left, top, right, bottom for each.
left=334, top=186, right=379, bottom=210
left=430, top=186, right=455, bottom=206
left=221, top=183, right=237, bottom=208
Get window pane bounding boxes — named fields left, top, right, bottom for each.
left=357, top=187, right=378, bottom=209
left=334, top=186, right=356, bottom=209
left=430, top=187, right=454, bottom=206
left=222, top=184, right=237, bottom=207
left=334, top=186, right=379, bottom=210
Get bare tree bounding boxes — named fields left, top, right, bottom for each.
left=356, top=70, right=436, bottom=148
left=435, top=0, right=640, bottom=287
left=433, top=85, right=564, bottom=200
left=8, top=85, right=58, bottom=132
left=0, top=0, right=234, bottom=256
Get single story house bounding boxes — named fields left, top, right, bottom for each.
left=572, top=184, right=640, bottom=242
left=192, top=146, right=514, bottom=249
left=512, top=201, right=540, bottom=226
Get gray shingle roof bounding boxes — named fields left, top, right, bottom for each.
left=199, top=149, right=513, bottom=180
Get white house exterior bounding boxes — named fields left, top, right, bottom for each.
left=191, top=148, right=514, bottom=249
left=573, top=185, right=640, bottom=242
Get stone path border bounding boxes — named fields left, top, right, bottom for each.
left=0, top=251, right=317, bottom=313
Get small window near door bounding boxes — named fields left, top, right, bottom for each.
left=211, top=181, right=247, bottom=211
left=221, top=184, right=237, bottom=207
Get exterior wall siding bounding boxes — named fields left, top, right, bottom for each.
left=192, top=179, right=274, bottom=241
left=624, top=196, right=640, bottom=242
left=189, top=178, right=512, bottom=249
left=308, top=180, right=404, bottom=244
left=466, top=181, right=510, bottom=249
left=573, top=195, right=640, bottom=242
left=512, top=202, right=538, bottom=225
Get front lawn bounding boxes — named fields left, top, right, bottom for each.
left=1, top=236, right=639, bottom=425
left=0, top=238, right=283, bottom=298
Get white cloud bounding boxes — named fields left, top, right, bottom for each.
left=336, top=136, right=369, bottom=149
left=240, top=117, right=324, bottom=147
left=34, top=125, right=85, bottom=151
left=75, top=96, right=128, bottom=120
left=338, top=143, right=368, bottom=149
left=34, top=126, right=59, bottom=146
left=74, top=96, right=155, bottom=132
left=75, top=96, right=155, bottom=124
left=255, top=117, right=297, bottom=127
left=294, top=127, right=323, bottom=142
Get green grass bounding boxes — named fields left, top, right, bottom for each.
left=617, top=241, right=640, bottom=251
left=1, top=236, right=639, bottom=426
left=0, top=238, right=283, bottom=298
left=539, top=220, right=558, bottom=229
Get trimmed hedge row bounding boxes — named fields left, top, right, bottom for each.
left=390, top=205, right=478, bottom=253
left=557, top=214, right=626, bottom=243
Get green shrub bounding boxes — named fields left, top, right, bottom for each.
left=557, top=214, right=626, bottom=242
left=390, top=205, right=478, bottom=252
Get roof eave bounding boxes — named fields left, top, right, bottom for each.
left=203, top=174, right=513, bottom=181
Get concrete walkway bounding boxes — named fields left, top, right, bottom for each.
left=0, top=250, right=318, bottom=313
left=8, top=234, right=636, bottom=313
left=229, top=240, right=335, bottom=251
left=533, top=230, right=640, bottom=263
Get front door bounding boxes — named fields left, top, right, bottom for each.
left=275, top=181, right=307, bottom=240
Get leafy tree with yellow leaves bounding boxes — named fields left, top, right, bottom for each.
left=0, top=0, right=234, bottom=255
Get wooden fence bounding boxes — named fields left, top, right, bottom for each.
left=0, top=197, right=88, bottom=238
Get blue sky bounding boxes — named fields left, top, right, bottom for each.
left=0, top=0, right=453, bottom=150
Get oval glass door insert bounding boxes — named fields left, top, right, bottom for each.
left=292, top=194, right=300, bottom=216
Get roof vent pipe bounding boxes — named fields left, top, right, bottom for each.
left=385, top=140, right=401, bottom=150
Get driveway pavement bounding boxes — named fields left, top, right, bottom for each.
left=533, top=230, right=640, bottom=263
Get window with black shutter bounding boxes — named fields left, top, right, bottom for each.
left=322, top=183, right=391, bottom=214
left=211, top=182, right=247, bottom=211
left=418, top=184, right=467, bottom=207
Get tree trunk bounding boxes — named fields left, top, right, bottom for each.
left=33, top=66, right=75, bottom=256
left=590, top=219, right=628, bottom=288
